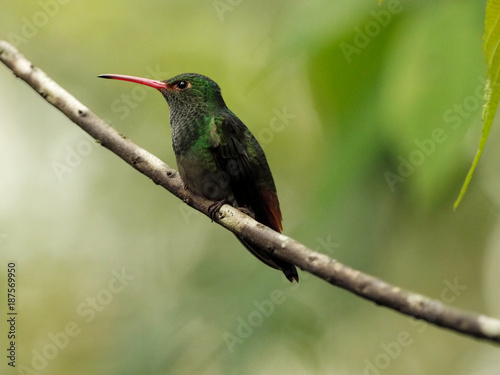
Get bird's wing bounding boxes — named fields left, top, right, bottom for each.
left=208, top=114, right=283, bottom=233
left=209, top=114, right=298, bottom=281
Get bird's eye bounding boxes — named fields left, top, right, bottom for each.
left=176, top=81, right=189, bottom=91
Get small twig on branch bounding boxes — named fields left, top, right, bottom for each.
left=1, top=39, right=499, bottom=345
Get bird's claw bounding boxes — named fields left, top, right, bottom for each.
left=208, top=199, right=227, bottom=221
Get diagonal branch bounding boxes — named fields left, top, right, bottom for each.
left=1, top=39, right=499, bottom=345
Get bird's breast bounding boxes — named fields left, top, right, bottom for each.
left=176, top=151, right=233, bottom=202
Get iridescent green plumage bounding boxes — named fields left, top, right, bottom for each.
left=99, top=72, right=298, bottom=282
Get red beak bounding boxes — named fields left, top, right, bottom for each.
left=98, top=74, right=168, bottom=90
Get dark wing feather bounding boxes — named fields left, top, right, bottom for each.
left=209, top=113, right=282, bottom=232
left=209, top=113, right=298, bottom=282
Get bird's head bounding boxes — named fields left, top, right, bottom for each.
left=99, top=72, right=227, bottom=113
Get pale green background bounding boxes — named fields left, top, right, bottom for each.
left=1, top=0, right=499, bottom=374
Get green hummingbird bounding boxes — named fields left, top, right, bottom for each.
left=99, top=72, right=298, bottom=282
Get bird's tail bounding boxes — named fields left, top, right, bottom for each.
left=235, top=235, right=299, bottom=282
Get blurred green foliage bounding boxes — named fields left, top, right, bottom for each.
left=455, top=0, right=500, bottom=208
left=1, top=1, right=499, bottom=374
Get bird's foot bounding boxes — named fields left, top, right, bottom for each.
left=208, top=199, right=227, bottom=222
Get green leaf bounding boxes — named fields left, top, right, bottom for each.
left=454, top=0, right=500, bottom=209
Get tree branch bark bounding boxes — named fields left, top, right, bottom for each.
left=2, top=39, right=499, bottom=345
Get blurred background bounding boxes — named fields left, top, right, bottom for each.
left=1, top=0, right=499, bottom=374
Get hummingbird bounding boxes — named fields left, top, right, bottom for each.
left=99, top=72, right=298, bottom=282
